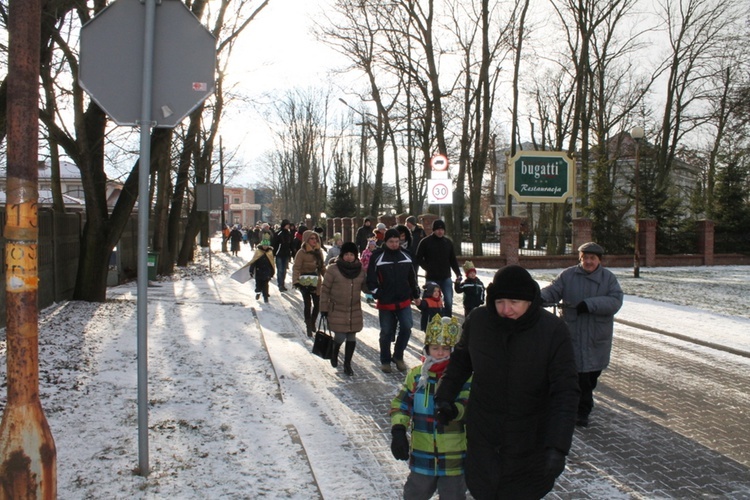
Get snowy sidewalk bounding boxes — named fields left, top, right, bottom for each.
left=9, top=240, right=746, bottom=498
left=616, top=296, right=750, bottom=357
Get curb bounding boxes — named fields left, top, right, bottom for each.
left=615, top=318, right=750, bottom=359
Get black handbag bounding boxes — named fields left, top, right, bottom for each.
left=312, top=316, right=334, bottom=359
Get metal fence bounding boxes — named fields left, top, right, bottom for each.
left=715, top=231, right=750, bottom=255
left=458, top=227, right=574, bottom=257
left=656, top=228, right=699, bottom=255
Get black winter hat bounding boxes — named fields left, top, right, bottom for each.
left=340, top=241, right=358, bottom=257
left=406, top=216, right=418, bottom=225
left=486, top=265, right=538, bottom=303
left=384, top=228, right=401, bottom=241
left=432, top=219, right=446, bottom=231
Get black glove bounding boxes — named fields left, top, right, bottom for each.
left=544, top=448, right=566, bottom=478
left=576, top=301, right=589, bottom=314
left=293, top=283, right=302, bottom=291
left=390, top=425, right=409, bottom=461
left=434, top=400, right=458, bottom=425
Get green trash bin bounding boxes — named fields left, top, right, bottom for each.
left=147, top=251, right=159, bottom=280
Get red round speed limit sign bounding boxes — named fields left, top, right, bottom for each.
left=432, top=182, right=449, bottom=200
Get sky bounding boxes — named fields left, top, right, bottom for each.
left=219, top=0, right=354, bottom=186
left=1, top=238, right=748, bottom=498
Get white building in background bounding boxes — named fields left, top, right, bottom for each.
left=0, top=160, right=123, bottom=211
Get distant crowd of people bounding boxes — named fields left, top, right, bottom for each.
left=233, top=216, right=623, bottom=499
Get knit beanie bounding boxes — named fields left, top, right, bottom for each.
left=422, top=281, right=441, bottom=298
left=486, top=265, right=538, bottom=303
left=340, top=241, right=358, bottom=257
left=463, top=260, right=476, bottom=275
left=432, top=219, right=446, bottom=231
left=384, top=228, right=400, bottom=241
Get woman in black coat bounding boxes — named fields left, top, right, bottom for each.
left=434, top=265, right=580, bottom=500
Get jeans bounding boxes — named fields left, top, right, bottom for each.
left=275, top=255, right=289, bottom=288
left=435, top=277, right=454, bottom=317
left=378, top=306, right=413, bottom=364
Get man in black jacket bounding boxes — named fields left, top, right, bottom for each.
left=366, top=229, right=422, bottom=373
left=355, top=217, right=374, bottom=252
left=434, top=265, right=579, bottom=499
left=272, top=219, right=293, bottom=291
left=415, top=219, right=462, bottom=316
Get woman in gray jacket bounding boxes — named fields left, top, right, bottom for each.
left=540, top=242, right=623, bottom=427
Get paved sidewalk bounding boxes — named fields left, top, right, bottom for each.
left=253, top=281, right=750, bottom=499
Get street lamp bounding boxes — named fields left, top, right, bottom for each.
left=631, top=126, right=645, bottom=278
left=339, top=98, right=368, bottom=215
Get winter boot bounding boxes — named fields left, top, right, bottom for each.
left=343, top=340, right=356, bottom=376
left=305, top=318, right=314, bottom=337
left=330, top=341, right=342, bottom=368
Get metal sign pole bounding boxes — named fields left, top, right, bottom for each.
left=136, top=0, right=156, bottom=477
left=208, top=185, right=213, bottom=272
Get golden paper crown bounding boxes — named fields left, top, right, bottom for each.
left=425, top=314, right=460, bottom=347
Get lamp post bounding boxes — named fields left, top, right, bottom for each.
left=630, top=126, right=644, bottom=278
left=339, top=98, right=368, bottom=215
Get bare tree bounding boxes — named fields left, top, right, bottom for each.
left=0, top=0, right=271, bottom=300
left=652, top=0, right=737, bottom=212
left=266, top=89, right=329, bottom=223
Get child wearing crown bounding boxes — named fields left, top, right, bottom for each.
left=389, top=315, right=471, bottom=499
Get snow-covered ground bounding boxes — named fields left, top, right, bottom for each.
left=0, top=240, right=748, bottom=498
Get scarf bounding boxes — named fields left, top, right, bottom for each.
left=303, top=244, right=324, bottom=270
left=416, top=355, right=451, bottom=391
left=336, top=259, right=362, bottom=280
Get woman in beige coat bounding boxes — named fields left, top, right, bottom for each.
left=293, top=230, right=326, bottom=337
left=319, top=242, right=368, bottom=375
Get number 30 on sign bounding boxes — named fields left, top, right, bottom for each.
left=427, top=179, right=452, bottom=205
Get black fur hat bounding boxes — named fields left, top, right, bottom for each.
left=486, top=265, right=538, bottom=303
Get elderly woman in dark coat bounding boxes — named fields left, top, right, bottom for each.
left=319, top=242, right=368, bottom=376
left=434, top=265, right=580, bottom=500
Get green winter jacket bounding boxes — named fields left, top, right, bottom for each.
left=390, top=364, right=471, bottom=477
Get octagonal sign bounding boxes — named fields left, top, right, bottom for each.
left=79, top=0, right=216, bottom=128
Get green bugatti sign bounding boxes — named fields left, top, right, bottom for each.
left=508, top=151, right=575, bottom=203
